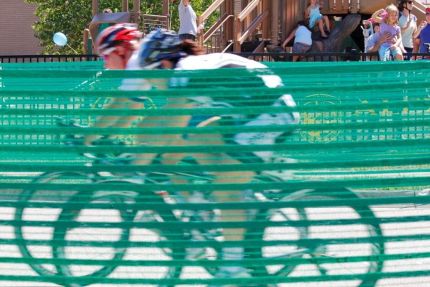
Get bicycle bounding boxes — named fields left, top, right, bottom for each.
left=13, top=117, right=385, bottom=287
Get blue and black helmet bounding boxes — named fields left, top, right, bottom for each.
left=138, top=29, right=187, bottom=69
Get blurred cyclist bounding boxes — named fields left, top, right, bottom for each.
left=85, top=23, right=143, bottom=145
left=90, top=26, right=299, bottom=282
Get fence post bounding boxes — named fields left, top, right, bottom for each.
left=197, top=15, right=204, bottom=48
left=122, top=0, right=129, bottom=11
left=92, top=0, right=98, bottom=16
left=270, top=0, right=279, bottom=46
left=350, top=0, right=359, bottom=13
left=83, top=29, right=93, bottom=55
left=233, top=0, right=241, bottom=53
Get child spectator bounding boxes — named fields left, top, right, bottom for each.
left=362, top=20, right=374, bottom=52
left=282, top=20, right=312, bottom=62
left=372, top=4, right=404, bottom=61
left=305, top=0, right=330, bottom=38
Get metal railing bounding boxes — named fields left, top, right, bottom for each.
left=0, top=54, right=100, bottom=63
left=1, top=52, right=430, bottom=63
left=235, top=51, right=379, bottom=62
left=141, top=14, right=170, bottom=35
left=235, top=52, right=430, bottom=62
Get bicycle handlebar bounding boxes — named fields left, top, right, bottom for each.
left=54, top=117, right=133, bottom=165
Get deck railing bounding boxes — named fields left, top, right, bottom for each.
left=0, top=55, right=100, bottom=63
left=3, top=52, right=430, bottom=63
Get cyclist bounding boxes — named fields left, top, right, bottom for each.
left=91, top=26, right=300, bottom=281
left=95, top=22, right=142, bottom=69
left=84, top=23, right=144, bottom=145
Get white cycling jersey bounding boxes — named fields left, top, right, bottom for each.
left=176, top=53, right=299, bottom=149
left=173, top=53, right=282, bottom=89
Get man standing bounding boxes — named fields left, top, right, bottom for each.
left=178, top=0, right=198, bottom=41
left=415, top=7, right=430, bottom=53
left=365, top=24, right=392, bottom=54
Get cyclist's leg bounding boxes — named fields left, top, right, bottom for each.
left=133, top=97, right=193, bottom=166
left=185, top=126, right=255, bottom=276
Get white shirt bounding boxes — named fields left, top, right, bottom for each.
left=294, top=26, right=312, bottom=46
left=174, top=53, right=283, bottom=88
left=399, top=13, right=417, bottom=49
left=178, top=0, right=197, bottom=36
left=174, top=53, right=300, bottom=161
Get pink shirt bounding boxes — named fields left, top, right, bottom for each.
left=379, top=22, right=400, bottom=46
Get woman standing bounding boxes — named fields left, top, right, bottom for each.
left=398, top=0, right=417, bottom=60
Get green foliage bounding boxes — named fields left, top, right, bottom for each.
left=25, top=0, right=215, bottom=55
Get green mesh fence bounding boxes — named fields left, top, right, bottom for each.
left=0, top=60, right=429, bottom=286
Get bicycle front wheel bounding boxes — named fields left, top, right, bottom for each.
left=246, top=188, right=384, bottom=287
left=14, top=171, right=93, bottom=282
left=51, top=179, right=183, bottom=286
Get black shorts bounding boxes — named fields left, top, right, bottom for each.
left=179, top=33, right=196, bottom=41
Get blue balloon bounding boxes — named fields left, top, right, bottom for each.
left=53, top=32, right=68, bottom=46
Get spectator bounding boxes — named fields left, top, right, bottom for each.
left=362, top=20, right=376, bottom=52
left=98, top=8, right=114, bottom=32
left=367, top=29, right=392, bottom=55
left=398, top=0, right=418, bottom=60
left=363, top=22, right=381, bottom=52
left=415, top=7, right=430, bottom=54
left=178, top=0, right=198, bottom=41
left=372, top=4, right=404, bottom=61
left=305, top=0, right=330, bottom=38
left=281, top=20, right=312, bottom=62
left=86, top=23, right=144, bottom=145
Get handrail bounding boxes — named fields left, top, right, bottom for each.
left=222, top=41, right=234, bottom=53
left=238, top=11, right=268, bottom=44
left=7, top=52, right=430, bottom=62
left=200, top=0, right=225, bottom=23
left=203, top=13, right=234, bottom=43
left=252, top=41, right=265, bottom=53
left=238, top=0, right=260, bottom=22
left=413, top=0, right=427, bottom=23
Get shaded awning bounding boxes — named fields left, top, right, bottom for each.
left=90, top=12, right=130, bottom=25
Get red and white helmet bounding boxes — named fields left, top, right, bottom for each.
left=95, top=23, right=142, bottom=56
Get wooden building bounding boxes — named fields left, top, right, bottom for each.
left=90, top=0, right=429, bottom=54
left=0, top=0, right=41, bottom=55
left=195, top=0, right=398, bottom=53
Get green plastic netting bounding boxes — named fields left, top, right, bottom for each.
left=0, top=60, right=429, bottom=286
